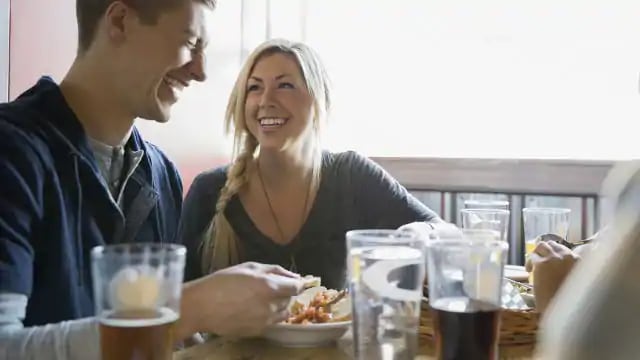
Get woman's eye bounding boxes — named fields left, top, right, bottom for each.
left=279, top=82, right=295, bottom=89
left=247, top=84, right=260, bottom=92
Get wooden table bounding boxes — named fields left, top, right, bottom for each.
left=174, top=335, right=536, bottom=360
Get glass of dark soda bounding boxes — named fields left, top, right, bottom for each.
left=426, top=237, right=508, bottom=360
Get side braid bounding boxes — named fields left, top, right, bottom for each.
left=201, top=135, right=258, bottom=273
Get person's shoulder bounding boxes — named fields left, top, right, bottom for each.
left=141, top=140, right=179, bottom=171
left=138, top=140, right=183, bottom=192
left=0, top=102, right=51, bottom=164
left=191, top=166, right=230, bottom=194
left=0, top=77, right=60, bottom=130
left=326, top=150, right=378, bottom=173
left=0, top=78, right=69, bottom=158
left=326, top=150, right=360, bottom=165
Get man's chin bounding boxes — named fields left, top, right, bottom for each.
left=139, top=106, right=171, bottom=123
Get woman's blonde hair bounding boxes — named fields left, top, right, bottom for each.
left=201, top=39, right=332, bottom=273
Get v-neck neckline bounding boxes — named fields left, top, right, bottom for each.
left=229, top=152, right=330, bottom=251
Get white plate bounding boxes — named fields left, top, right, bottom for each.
left=504, top=265, right=529, bottom=282
left=263, top=321, right=351, bottom=348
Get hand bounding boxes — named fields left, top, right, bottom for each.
left=525, top=242, right=579, bottom=314
left=177, top=262, right=304, bottom=339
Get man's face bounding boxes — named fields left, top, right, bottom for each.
left=115, top=1, right=211, bottom=123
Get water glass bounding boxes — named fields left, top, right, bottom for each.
left=92, top=243, right=186, bottom=360
left=427, top=239, right=509, bottom=360
left=460, top=209, right=510, bottom=242
left=347, top=230, right=426, bottom=360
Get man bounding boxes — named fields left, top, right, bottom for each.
left=0, top=1, right=302, bottom=358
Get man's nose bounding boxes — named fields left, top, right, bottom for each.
left=187, top=51, right=207, bottom=82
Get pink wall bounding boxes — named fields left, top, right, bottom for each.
left=9, top=0, right=77, bottom=99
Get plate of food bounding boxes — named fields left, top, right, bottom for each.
left=263, top=277, right=352, bottom=348
left=504, top=264, right=530, bottom=282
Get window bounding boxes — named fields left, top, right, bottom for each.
left=134, top=1, right=638, bottom=186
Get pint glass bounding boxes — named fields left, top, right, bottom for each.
left=91, top=243, right=185, bottom=360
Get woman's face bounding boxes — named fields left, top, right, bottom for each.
left=244, top=52, right=315, bottom=153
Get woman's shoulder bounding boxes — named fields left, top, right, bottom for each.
left=323, top=150, right=373, bottom=171
left=324, top=150, right=384, bottom=178
left=187, top=165, right=230, bottom=198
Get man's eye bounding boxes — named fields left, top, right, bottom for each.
left=185, top=40, right=198, bottom=50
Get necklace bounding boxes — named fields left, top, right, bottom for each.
left=256, top=161, right=312, bottom=273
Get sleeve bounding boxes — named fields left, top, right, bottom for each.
left=179, top=170, right=224, bottom=282
left=0, top=123, right=45, bottom=296
left=341, top=151, right=442, bottom=228
left=0, top=314, right=100, bottom=360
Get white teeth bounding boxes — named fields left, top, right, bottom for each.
left=163, top=77, right=183, bottom=92
left=259, top=118, right=286, bottom=126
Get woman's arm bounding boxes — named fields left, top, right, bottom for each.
left=340, top=151, right=442, bottom=228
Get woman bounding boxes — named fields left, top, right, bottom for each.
left=180, top=39, right=449, bottom=289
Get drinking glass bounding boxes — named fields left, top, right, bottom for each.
left=522, top=207, right=571, bottom=257
left=522, top=207, right=570, bottom=283
left=427, top=238, right=509, bottom=360
left=463, top=199, right=509, bottom=210
left=92, top=243, right=186, bottom=360
left=347, top=230, right=426, bottom=360
left=460, top=209, right=510, bottom=242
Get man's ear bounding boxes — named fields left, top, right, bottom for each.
left=103, top=1, right=136, bottom=45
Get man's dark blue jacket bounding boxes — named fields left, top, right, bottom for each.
left=0, top=77, right=183, bottom=326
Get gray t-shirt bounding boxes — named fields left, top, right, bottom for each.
left=180, top=151, right=439, bottom=289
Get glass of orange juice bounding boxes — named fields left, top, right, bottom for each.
left=522, top=207, right=571, bottom=283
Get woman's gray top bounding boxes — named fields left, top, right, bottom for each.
left=180, top=151, right=439, bottom=289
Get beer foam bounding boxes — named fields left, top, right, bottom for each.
left=100, top=307, right=178, bottom=328
left=109, top=266, right=162, bottom=311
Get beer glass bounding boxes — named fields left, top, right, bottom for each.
left=522, top=207, right=571, bottom=255
left=426, top=238, right=508, bottom=360
left=522, top=207, right=570, bottom=283
left=460, top=209, right=510, bottom=242
left=91, top=243, right=185, bottom=360
left=347, top=230, right=426, bottom=360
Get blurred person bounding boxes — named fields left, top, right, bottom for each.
left=533, top=161, right=640, bottom=359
